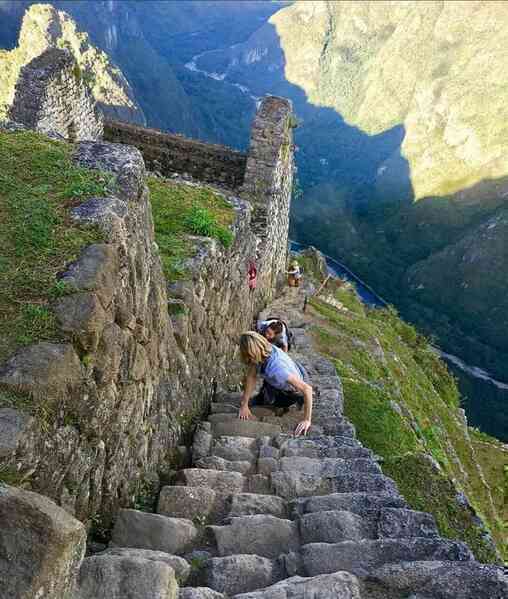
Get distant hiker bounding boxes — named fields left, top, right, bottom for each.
left=287, top=260, right=302, bottom=287
left=257, top=317, right=291, bottom=352
left=247, top=260, right=257, bottom=292
left=238, top=331, right=312, bottom=436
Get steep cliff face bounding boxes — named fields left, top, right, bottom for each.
left=0, top=3, right=145, bottom=124
left=268, top=0, right=508, bottom=201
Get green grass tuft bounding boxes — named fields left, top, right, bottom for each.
left=148, top=177, right=234, bottom=281
left=0, top=130, right=110, bottom=363
left=306, top=285, right=506, bottom=563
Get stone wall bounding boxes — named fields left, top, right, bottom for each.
left=241, top=96, right=295, bottom=298
left=104, top=120, right=247, bottom=190
left=9, top=47, right=103, bottom=141
left=0, top=95, right=294, bottom=527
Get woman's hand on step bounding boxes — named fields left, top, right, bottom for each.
left=239, top=404, right=253, bottom=420
left=294, top=419, right=311, bottom=436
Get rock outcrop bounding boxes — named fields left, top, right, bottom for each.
left=0, top=3, right=145, bottom=125
left=9, top=47, right=103, bottom=140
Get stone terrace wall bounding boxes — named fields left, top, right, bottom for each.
left=0, top=141, right=268, bottom=527
left=104, top=120, right=247, bottom=190
left=9, top=47, right=103, bottom=141
left=241, top=96, right=295, bottom=297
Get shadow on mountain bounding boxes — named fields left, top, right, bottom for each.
left=187, top=20, right=414, bottom=229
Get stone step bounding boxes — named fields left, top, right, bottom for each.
left=211, top=420, right=282, bottom=439
left=232, top=571, right=361, bottom=599
left=210, top=403, right=238, bottom=414
left=179, top=588, right=225, bottom=599
left=196, top=455, right=255, bottom=475
left=273, top=434, right=362, bottom=451
left=377, top=508, right=439, bottom=539
left=211, top=436, right=259, bottom=463
left=271, top=471, right=400, bottom=500
left=214, top=392, right=242, bottom=405
left=200, top=554, right=285, bottom=596
left=299, top=510, right=375, bottom=544
left=368, top=560, right=508, bottom=599
left=280, top=456, right=381, bottom=475
left=208, top=515, right=300, bottom=559
left=226, top=493, right=288, bottom=519
left=301, top=538, right=473, bottom=577
left=280, top=443, right=372, bottom=460
left=298, top=507, right=438, bottom=544
left=179, top=469, right=247, bottom=494
left=110, top=509, right=199, bottom=555
left=158, top=486, right=217, bottom=522
left=257, top=455, right=380, bottom=477
left=291, top=492, right=408, bottom=518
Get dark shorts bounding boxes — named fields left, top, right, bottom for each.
left=250, top=381, right=304, bottom=410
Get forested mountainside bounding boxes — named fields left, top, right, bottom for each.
left=191, top=0, right=508, bottom=387
left=0, top=2, right=145, bottom=124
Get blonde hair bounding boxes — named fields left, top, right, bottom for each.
left=239, top=331, right=273, bottom=365
left=291, top=260, right=299, bottom=266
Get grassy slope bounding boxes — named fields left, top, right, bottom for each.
left=0, top=129, right=110, bottom=364
left=306, top=279, right=506, bottom=563
left=147, top=177, right=234, bottom=282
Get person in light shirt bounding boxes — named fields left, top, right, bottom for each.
left=238, top=331, right=312, bottom=436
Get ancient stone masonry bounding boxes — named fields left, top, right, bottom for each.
left=9, top=47, right=103, bottom=141
left=2, top=289, right=506, bottom=598
left=0, top=96, right=294, bottom=529
left=104, top=120, right=247, bottom=190
left=104, top=95, right=296, bottom=302
left=240, top=97, right=294, bottom=299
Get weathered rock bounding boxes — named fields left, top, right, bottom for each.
left=0, top=408, right=33, bottom=458
left=157, top=486, right=216, bottom=522
left=201, top=555, right=285, bottom=595
left=0, top=484, right=86, bottom=599
left=367, top=560, right=508, bottom=598
left=196, top=455, right=254, bottom=475
left=377, top=508, right=438, bottom=539
left=292, top=492, right=407, bottom=518
left=77, top=552, right=177, bottom=599
left=233, top=571, right=362, bottom=599
left=192, top=423, right=213, bottom=462
left=102, top=547, right=191, bottom=584
left=179, top=589, right=224, bottom=599
left=0, top=342, right=83, bottom=393
left=111, top=509, right=198, bottom=555
left=301, top=538, right=473, bottom=577
left=211, top=436, right=258, bottom=463
left=60, top=244, right=119, bottom=309
left=211, top=420, right=282, bottom=439
left=226, top=493, right=288, bottom=519
left=417, top=561, right=508, bottom=599
left=179, top=469, right=246, bottom=494
left=300, top=510, right=371, bottom=544
left=53, top=292, right=108, bottom=350
left=209, top=515, right=300, bottom=559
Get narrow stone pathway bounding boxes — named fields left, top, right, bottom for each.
left=96, top=289, right=506, bottom=599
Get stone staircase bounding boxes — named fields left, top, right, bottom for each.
left=79, top=290, right=507, bottom=598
